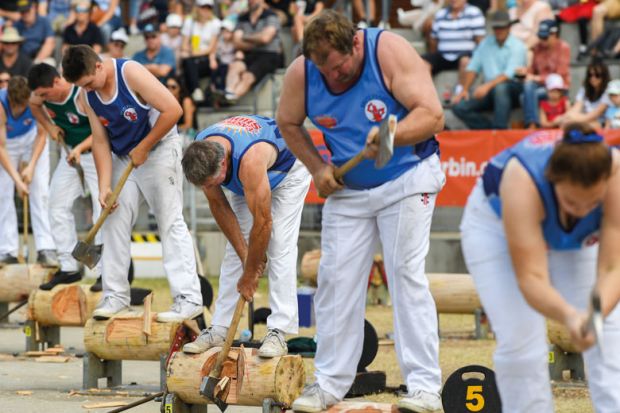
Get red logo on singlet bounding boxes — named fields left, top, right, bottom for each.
left=66, top=112, right=79, bottom=125
left=98, top=116, right=110, bottom=127
left=123, top=107, right=138, bottom=122
left=524, top=130, right=562, bottom=148
left=220, top=116, right=262, bottom=134
left=46, top=107, right=56, bottom=119
left=364, top=99, right=386, bottom=122
left=314, top=115, right=338, bottom=129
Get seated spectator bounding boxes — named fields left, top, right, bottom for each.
left=0, top=71, right=10, bottom=89
left=38, top=0, right=74, bottom=33
left=161, top=13, right=184, bottom=70
left=90, top=0, right=120, bottom=43
left=101, top=27, right=128, bottom=58
left=558, top=60, right=610, bottom=129
left=181, top=0, right=221, bottom=102
left=556, top=0, right=596, bottom=59
left=165, top=75, right=197, bottom=136
left=62, top=1, right=104, bottom=54
left=510, top=0, right=554, bottom=49
left=422, top=0, right=485, bottom=91
left=520, top=19, right=570, bottom=128
left=132, top=23, right=176, bottom=82
left=604, top=79, right=620, bottom=129
left=451, top=10, right=527, bottom=130
left=397, top=0, right=444, bottom=48
left=292, top=0, right=324, bottom=44
left=212, top=19, right=239, bottom=94
left=592, top=0, right=620, bottom=42
left=14, top=0, right=55, bottom=64
left=266, top=0, right=293, bottom=27
left=538, top=73, right=569, bottom=128
left=225, top=0, right=283, bottom=103
left=0, top=27, right=33, bottom=77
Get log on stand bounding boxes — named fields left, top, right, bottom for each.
left=427, top=273, right=481, bottom=314
left=28, top=284, right=87, bottom=326
left=326, top=401, right=398, bottom=413
left=166, top=346, right=305, bottom=407
left=0, top=264, right=56, bottom=302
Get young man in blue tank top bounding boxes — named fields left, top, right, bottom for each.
left=277, top=10, right=445, bottom=413
left=0, top=76, right=57, bottom=266
left=180, top=115, right=311, bottom=358
left=461, top=124, right=620, bottom=412
left=61, top=45, right=203, bottom=322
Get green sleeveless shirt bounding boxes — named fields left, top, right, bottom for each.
left=44, top=85, right=91, bottom=148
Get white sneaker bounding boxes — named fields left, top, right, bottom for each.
left=156, top=295, right=202, bottom=323
left=258, top=328, right=288, bottom=358
left=292, top=383, right=339, bottom=412
left=191, top=88, right=205, bottom=102
left=92, top=296, right=131, bottom=320
left=397, top=390, right=443, bottom=413
left=183, top=326, right=226, bottom=353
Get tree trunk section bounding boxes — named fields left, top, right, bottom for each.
left=28, top=284, right=87, bottom=326
left=300, top=249, right=321, bottom=287
left=547, top=319, right=580, bottom=353
left=326, top=401, right=398, bottom=413
left=428, top=273, right=481, bottom=314
left=84, top=314, right=180, bottom=360
left=0, top=264, right=56, bottom=302
left=166, top=347, right=305, bottom=407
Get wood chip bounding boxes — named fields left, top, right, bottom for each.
left=16, top=390, right=33, bottom=396
left=44, top=347, right=65, bottom=354
left=35, top=355, right=71, bottom=363
left=24, top=351, right=48, bottom=357
left=81, top=401, right=129, bottom=409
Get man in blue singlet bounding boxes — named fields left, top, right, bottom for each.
left=277, top=10, right=445, bottom=413
left=181, top=115, right=311, bottom=358
left=61, top=45, right=202, bottom=322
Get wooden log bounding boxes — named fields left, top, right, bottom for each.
left=547, top=319, right=580, bottom=354
left=166, top=347, right=305, bottom=407
left=83, top=287, right=102, bottom=317
left=300, top=249, right=321, bottom=286
left=326, top=401, right=398, bottom=413
left=0, top=264, right=56, bottom=302
left=84, top=314, right=180, bottom=361
left=427, top=273, right=481, bottom=314
left=27, top=284, right=87, bottom=326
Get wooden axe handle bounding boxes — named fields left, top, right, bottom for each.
left=211, top=295, right=246, bottom=378
left=334, top=151, right=367, bottom=181
left=84, top=161, right=134, bottom=244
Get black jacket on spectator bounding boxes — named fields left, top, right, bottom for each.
left=63, top=22, right=104, bottom=48
left=0, top=53, right=33, bottom=77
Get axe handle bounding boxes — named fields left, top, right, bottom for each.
left=84, top=161, right=134, bottom=244
left=211, top=295, right=246, bottom=378
left=20, top=194, right=29, bottom=263
left=334, top=151, right=367, bottom=181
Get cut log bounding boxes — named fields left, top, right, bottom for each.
left=326, top=401, right=398, bottom=413
left=547, top=319, right=580, bottom=354
left=28, top=284, right=87, bottom=326
left=0, top=264, right=56, bottom=302
left=300, top=249, right=321, bottom=286
left=427, top=273, right=481, bottom=314
left=84, top=287, right=102, bottom=317
left=84, top=314, right=180, bottom=361
left=166, top=347, right=305, bottom=406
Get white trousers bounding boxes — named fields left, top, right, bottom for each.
left=461, top=181, right=620, bottom=413
left=211, top=160, right=311, bottom=335
left=49, top=149, right=101, bottom=272
left=0, top=129, right=55, bottom=256
left=101, top=135, right=202, bottom=306
left=314, top=154, right=445, bottom=399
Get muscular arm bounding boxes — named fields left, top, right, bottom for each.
left=29, top=94, right=57, bottom=137
left=28, top=122, right=48, bottom=167
left=378, top=31, right=444, bottom=146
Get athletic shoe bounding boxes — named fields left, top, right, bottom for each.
left=397, top=390, right=443, bottom=413
left=0, top=253, right=19, bottom=265
left=191, top=88, right=205, bottom=102
left=36, top=250, right=59, bottom=267
left=258, top=328, right=288, bottom=358
left=156, top=295, right=202, bottom=322
left=39, top=270, right=82, bottom=290
left=292, top=383, right=339, bottom=412
left=92, top=296, right=131, bottom=320
left=183, top=326, right=227, bottom=353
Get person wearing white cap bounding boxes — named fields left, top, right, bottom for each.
left=538, top=73, right=569, bottom=129
left=604, top=79, right=620, bottom=129
left=102, top=28, right=129, bottom=59
left=162, top=14, right=184, bottom=70
left=0, top=27, right=33, bottom=77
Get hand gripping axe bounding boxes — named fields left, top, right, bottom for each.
left=72, top=161, right=134, bottom=268
left=583, top=290, right=605, bottom=361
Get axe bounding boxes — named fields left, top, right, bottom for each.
left=56, top=130, right=86, bottom=194
left=72, top=161, right=134, bottom=268
left=200, top=295, right=246, bottom=412
left=18, top=194, right=28, bottom=264
left=334, top=114, right=397, bottom=180
left=583, top=291, right=605, bottom=361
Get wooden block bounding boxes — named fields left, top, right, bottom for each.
left=143, top=293, right=153, bottom=336
left=16, top=390, right=33, bottom=396
left=35, top=355, right=70, bottom=363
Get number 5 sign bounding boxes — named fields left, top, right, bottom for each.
left=441, top=365, right=502, bottom=413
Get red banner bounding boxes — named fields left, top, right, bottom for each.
left=304, top=129, right=620, bottom=207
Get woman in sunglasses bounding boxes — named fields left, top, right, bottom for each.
left=166, top=76, right=197, bottom=138
left=559, top=59, right=611, bottom=128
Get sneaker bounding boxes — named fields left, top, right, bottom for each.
left=291, top=383, right=339, bottom=412
left=224, top=91, right=238, bottom=105
left=191, top=88, right=205, bottom=102
left=36, top=250, right=59, bottom=267
left=397, top=390, right=443, bottom=413
left=357, top=20, right=368, bottom=29
left=90, top=276, right=102, bottom=292
left=39, top=270, right=82, bottom=291
left=156, top=295, right=202, bottom=323
left=258, top=328, right=288, bottom=358
left=92, top=296, right=131, bottom=320
left=0, top=253, right=18, bottom=265
left=183, top=326, right=226, bottom=353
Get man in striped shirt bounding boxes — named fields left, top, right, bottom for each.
left=422, top=0, right=485, bottom=88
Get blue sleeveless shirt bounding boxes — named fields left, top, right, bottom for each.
left=481, top=131, right=602, bottom=250
left=195, top=115, right=296, bottom=196
left=0, top=89, right=36, bottom=139
left=305, top=28, right=439, bottom=189
left=86, top=59, right=153, bottom=156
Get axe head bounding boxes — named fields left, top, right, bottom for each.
left=375, top=114, right=397, bottom=169
left=72, top=242, right=102, bottom=269
left=200, top=375, right=229, bottom=412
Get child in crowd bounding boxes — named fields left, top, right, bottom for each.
left=604, top=79, right=620, bottom=129
left=539, top=73, right=570, bottom=128
left=212, top=19, right=239, bottom=93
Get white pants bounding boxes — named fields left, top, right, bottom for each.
left=49, top=149, right=101, bottom=273
left=101, top=135, right=202, bottom=306
left=314, top=154, right=445, bottom=399
left=0, top=129, right=55, bottom=256
left=461, top=181, right=620, bottom=413
left=211, top=160, right=311, bottom=334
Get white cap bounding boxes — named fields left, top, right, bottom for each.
left=166, top=13, right=183, bottom=28
left=607, top=79, right=620, bottom=95
left=545, top=73, right=565, bottom=91
left=221, top=19, right=236, bottom=32
left=196, top=0, right=214, bottom=6
left=110, top=28, right=129, bottom=44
